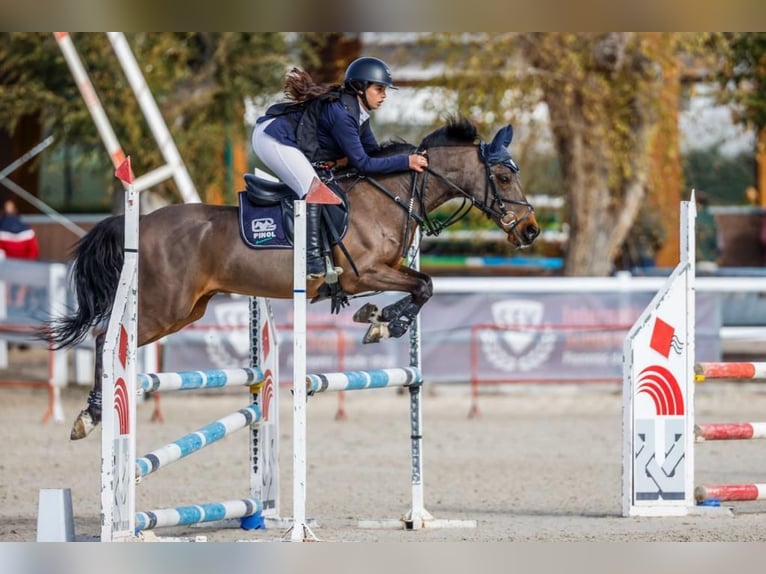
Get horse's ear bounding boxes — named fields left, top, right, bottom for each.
left=481, top=124, right=519, bottom=172
left=491, top=125, right=514, bottom=152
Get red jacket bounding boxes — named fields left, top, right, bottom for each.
left=0, top=215, right=39, bottom=260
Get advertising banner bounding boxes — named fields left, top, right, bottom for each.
left=161, top=291, right=720, bottom=384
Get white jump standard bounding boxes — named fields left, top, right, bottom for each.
left=99, top=160, right=280, bottom=541
left=623, top=192, right=766, bottom=516
left=622, top=195, right=696, bottom=516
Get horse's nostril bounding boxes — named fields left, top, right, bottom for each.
left=526, top=226, right=540, bottom=241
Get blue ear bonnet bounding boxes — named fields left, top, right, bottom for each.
left=479, top=124, right=520, bottom=173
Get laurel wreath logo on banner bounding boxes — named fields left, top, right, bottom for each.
left=480, top=299, right=557, bottom=372
left=204, top=300, right=251, bottom=368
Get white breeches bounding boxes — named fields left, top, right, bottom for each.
left=252, top=119, right=316, bottom=198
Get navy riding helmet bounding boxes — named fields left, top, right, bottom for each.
left=343, top=57, right=398, bottom=90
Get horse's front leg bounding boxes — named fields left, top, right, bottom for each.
left=352, top=267, right=433, bottom=344
left=70, top=328, right=106, bottom=440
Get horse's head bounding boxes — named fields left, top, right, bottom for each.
left=419, top=118, right=540, bottom=249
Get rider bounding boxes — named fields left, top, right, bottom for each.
left=252, top=56, right=428, bottom=279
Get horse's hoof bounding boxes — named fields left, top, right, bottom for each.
left=363, top=323, right=389, bottom=344
left=70, top=409, right=97, bottom=440
left=353, top=303, right=381, bottom=324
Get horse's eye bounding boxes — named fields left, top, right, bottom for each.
left=498, top=175, right=511, bottom=184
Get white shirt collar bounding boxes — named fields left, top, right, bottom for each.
left=358, top=99, right=370, bottom=125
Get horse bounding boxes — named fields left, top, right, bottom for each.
left=46, top=116, right=540, bottom=440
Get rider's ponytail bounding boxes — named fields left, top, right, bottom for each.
left=283, top=68, right=341, bottom=103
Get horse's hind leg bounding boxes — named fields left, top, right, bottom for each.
left=69, top=291, right=215, bottom=439
left=70, top=328, right=105, bottom=440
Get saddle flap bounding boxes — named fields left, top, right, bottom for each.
left=238, top=192, right=293, bottom=249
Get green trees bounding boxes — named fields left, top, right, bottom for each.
left=0, top=33, right=288, bottom=205
left=3, top=32, right=760, bottom=275
left=420, top=33, right=722, bottom=274
left=717, top=32, right=766, bottom=203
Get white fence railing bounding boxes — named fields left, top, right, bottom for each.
left=2, top=259, right=766, bottom=420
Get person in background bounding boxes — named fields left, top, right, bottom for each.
left=695, top=191, right=721, bottom=274
left=622, top=206, right=666, bottom=270
left=253, top=57, right=427, bottom=279
left=0, top=198, right=40, bottom=312
left=0, top=198, right=39, bottom=260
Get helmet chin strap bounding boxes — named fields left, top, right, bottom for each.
left=357, top=90, right=371, bottom=111
left=350, top=80, right=371, bottom=110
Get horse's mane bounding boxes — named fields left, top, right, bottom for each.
left=419, top=116, right=478, bottom=149
left=369, top=117, right=479, bottom=159
left=370, top=138, right=416, bottom=157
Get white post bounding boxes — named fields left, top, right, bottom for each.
left=621, top=194, right=698, bottom=516
left=100, top=158, right=139, bottom=540
left=287, top=199, right=314, bottom=542
left=47, top=263, right=69, bottom=423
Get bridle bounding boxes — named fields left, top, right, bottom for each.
left=347, top=141, right=536, bottom=257
left=418, top=151, right=535, bottom=242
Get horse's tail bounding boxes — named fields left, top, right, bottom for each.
left=45, top=215, right=126, bottom=350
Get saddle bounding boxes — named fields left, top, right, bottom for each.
left=238, top=173, right=349, bottom=250
left=238, top=173, right=354, bottom=312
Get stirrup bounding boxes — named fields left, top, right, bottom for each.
left=323, top=256, right=343, bottom=285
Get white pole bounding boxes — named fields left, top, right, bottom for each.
left=106, top=33, right=201, bottom=204
left=288, top=199, right=313, bottom=542
left=55, top=33, right=196, bottom=200
left=47, top=263, right=69, bottom=422
left=0, top=135, right=89, bottom=238
left=54, top=33, right=126, bottom=170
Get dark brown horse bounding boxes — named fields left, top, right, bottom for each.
left=48, top=117, right=539, bottom=439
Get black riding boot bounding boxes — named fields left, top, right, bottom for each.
left=306, top=202, right=325, bottom=279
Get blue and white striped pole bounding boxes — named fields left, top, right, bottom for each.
left=135, top=404, right=262, bottom=478
left=137, top=367, right=263, bottom=393
left=306, top=368, right=421, bottom=394
left=136, top=498, right=262, bottom=532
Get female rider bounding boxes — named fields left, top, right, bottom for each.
left=253, top=56, right=428, bottom=279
